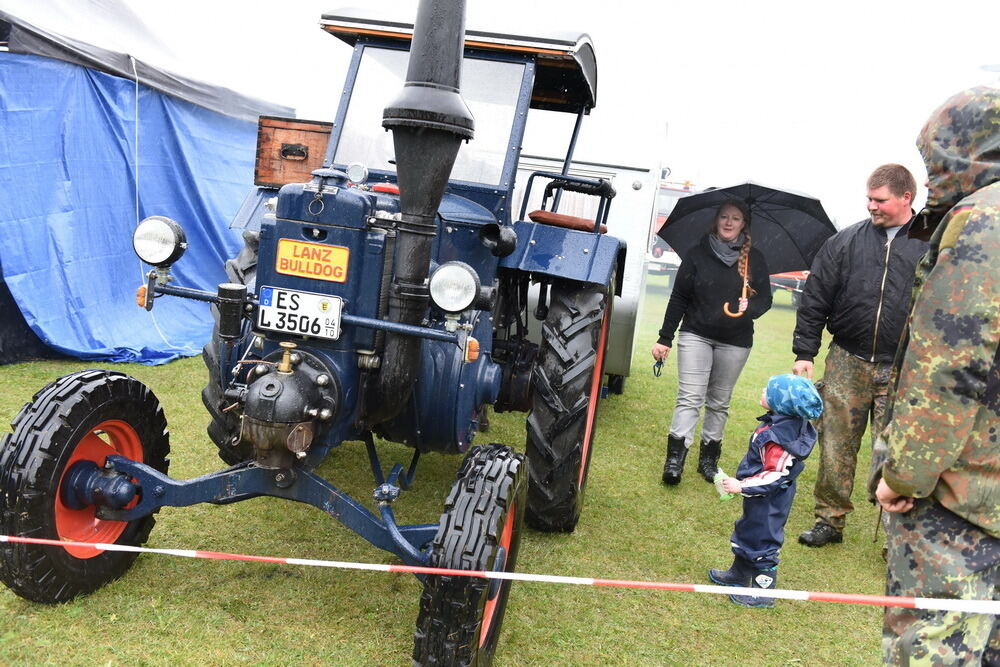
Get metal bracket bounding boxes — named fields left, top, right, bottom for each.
left=95, top=455, right=436, bottom=567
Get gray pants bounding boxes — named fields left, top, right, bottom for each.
left=669, top=330, right=751, bottom=447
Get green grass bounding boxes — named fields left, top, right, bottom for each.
left=0, top=277, right=884, bottom=665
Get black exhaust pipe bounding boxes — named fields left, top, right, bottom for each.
left=365, top=0, right=474, bottom=425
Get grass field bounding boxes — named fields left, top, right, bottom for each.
left=0, top=275, right=886, bottom=665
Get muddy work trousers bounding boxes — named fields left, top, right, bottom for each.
left=811, top=343, right=891, bottom=531
left=883, top=499, right=1000, bottom=665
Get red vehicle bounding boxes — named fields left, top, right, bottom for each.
left=769, top=270, right=809, bottom=308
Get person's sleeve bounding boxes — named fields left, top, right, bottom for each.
left=657, top=258, right=695, bottom=347
left=882, top=209, right=1000, bottom=497
left=747, top=250, right=772, bottom=319
left=738, top=442, right=795, bottom=496
left=792, top=237, right=840, bottom=362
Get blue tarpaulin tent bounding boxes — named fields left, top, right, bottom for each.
left=0, top=0, right=292, bottom=365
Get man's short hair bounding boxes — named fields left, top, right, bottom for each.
left=867, top=164, right=916, bottom=199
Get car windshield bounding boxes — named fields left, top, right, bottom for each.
left=334, top=46, right=525, bottom=187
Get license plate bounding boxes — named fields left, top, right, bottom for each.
left=257, top=286, right=342, bottom=340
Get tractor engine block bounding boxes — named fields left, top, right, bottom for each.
left=240, top=345, right=339, bottom=468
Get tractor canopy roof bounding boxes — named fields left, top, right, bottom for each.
left=320, top=8, right=597, bottom=113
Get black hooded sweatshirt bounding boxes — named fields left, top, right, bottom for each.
left=657, top=234, right=772, bottom=349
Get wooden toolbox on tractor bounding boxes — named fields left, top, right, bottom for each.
left=254, top=116, right=333, bottom=188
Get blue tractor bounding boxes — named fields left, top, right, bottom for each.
left=0, top=1, right=623, bottom=662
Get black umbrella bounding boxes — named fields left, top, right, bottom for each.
left=657, top=181, right=837, bottom=275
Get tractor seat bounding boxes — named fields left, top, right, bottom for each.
left=528, top=209, right=607, bottom=234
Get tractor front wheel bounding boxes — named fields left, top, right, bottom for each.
left=0, top=370, right=169, bottom=603
left=413, top=443, right=526, bottom=666
left=525, top=279, right=612, bottom=532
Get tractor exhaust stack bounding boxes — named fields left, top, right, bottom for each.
left=366, top=0, right=474, bottom=425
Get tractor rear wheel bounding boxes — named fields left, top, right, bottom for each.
left=525, top=278, right=612, bottom=532
left=201, top=229, right=258, bottom=464
left=0, top=370, right=169, bottom=603
left=413, top=443, right=526, bottom=666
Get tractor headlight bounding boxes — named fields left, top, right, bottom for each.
left=346, top=162, right=369, bottom=185
left=429, top=261, right=480, bottom=313
left=133, top=216, right=187, bottom=267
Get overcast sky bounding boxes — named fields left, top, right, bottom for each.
left=120, top=0, right=1000, bottom=228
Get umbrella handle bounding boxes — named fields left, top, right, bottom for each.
left=723, top=280, right=750, bottom=318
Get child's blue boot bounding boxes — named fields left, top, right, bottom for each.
left=730, top=567, right=777, bottom=608
left=708, top=556, right=753, bottom=587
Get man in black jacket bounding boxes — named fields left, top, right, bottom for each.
left=792, top=164, right=927, bottom=547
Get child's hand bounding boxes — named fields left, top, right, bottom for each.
left=722, top=477, right=742, bottom=494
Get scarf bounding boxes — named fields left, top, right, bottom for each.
left=708, top=232, right=744, bottom=267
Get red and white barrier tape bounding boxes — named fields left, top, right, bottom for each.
left=2, top=534, right=997, bottom=615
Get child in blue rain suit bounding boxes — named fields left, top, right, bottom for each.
left=709, top=373, right=823, bottom=608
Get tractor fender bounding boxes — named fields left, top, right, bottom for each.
left=499, top=221, right=625, bottom=294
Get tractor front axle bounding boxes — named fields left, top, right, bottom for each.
left=62, top=455, right=437, bottom=568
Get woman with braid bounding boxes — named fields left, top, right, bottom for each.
left=652, top=199, right=772, bottom=485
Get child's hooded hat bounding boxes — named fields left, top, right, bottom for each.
left=766, top=373, right=823, bottom=420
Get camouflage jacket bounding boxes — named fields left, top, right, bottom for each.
left=881, top=183, right=1000, bottom=537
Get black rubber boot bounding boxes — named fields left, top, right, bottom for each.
left=798, top=522, right=843, bottom=547
left=708, top=556, right=753, bottom=587
left=661, top=435, right=688, bottom=485
left=697, top=439, right=722, bottom=483
left=730, top=568, right=778, bottom=608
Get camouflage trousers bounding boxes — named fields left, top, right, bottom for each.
left=812, top=343, right=892, bottom=530
left=883, top=499, right=1000, bottom=665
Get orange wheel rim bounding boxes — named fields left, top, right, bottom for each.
left=55, top=420, right=143, bottom=559
left=479, top=500, right=516, bottom=648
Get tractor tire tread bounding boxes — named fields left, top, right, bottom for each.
left=413, top=444, right=526, bottom=666
left=524, top=280, right=611, bottom=533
